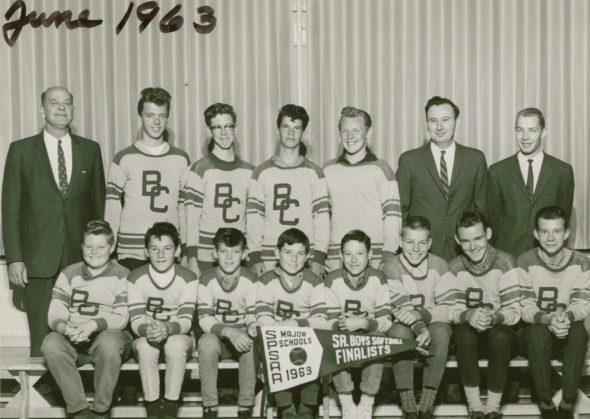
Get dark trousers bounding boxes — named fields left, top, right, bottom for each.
left=453, top=323, right=516, bottom=392
left=274, top=381, right=320, bottom=408
left=23, top=277, right=55, bottom=356
left=521, top=322, right=588, bottom=403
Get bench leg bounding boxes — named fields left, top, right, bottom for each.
left=6, top=370, right=52, bottom=417
left=322, top=375, right=330, bottom=419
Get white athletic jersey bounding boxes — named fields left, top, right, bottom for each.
left=448, top=249, right=521, bottom=326
left=323, top=149, right=401, bottom=269
left=385, top=253, right=455, bottom=324
left=105, top=142, right=190, bottom=260
left=127, top=264, right=198, bottom=337
left=185, top=153, right=254, bottom=263
left=324, top=267, right=392, bottom=333
left=255, top=268, right=329, bottom=329
left=197, top=267, right=257, bottom=335
left=246, top=156, right=330, bottom=265
left=518, top=248, right=590, bottom=324
left=48, top=260, right=129, bottom=332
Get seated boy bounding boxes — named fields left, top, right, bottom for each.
left=451, top=211, right=521, bottom=419
left=519, top=206, right=590, bottom=418
left=256, top=228, right=329, bottom=419
left=127, top=222, right=198, bottom=419
left=383, top=216, right=454, bottom=419
left=41, top=220, right=132, bottom=419
left=324, top=230, right=392, bottom=419
left=197, top=228, right=258, bottom=419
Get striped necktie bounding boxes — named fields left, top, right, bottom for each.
left=526, top=159, right=534, bottom=199
left=58, top=139, right=68, bottom=196
left=440, top=150, right=449, bottom=199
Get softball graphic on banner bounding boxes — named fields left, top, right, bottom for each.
left=258, top=326, right=415, bottom=393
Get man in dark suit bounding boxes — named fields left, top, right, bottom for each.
left=397, top=96, right=488, bottom=261
left=488, top=108, right=574, bottom=256
left=2, top=86, right=106, bottom=356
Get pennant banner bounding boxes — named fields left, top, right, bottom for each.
left=257, top=326, right=415, bottom=393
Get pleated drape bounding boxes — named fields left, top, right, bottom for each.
left=1, top=0, right=588, bottom=248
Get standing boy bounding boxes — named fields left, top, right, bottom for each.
left=324, top=106, right=401, bottom=270
left=256, top=228, right=329, bottom=419
left=197, top=228, right=258, bottom=419
left=519, top=206, right=590, bottom=418
left=41, top=220, right=131, bottom=419
left=324, top=230, right=392, bottom=419
left=450, top=211, right=521, bottom=419
left=106, top=87, right=191, bottom=271
left=384, top=216, right=454, bottom=419
left=127, top=222, right=198, bottom=419
left=247, top=105, right=330, bottom=277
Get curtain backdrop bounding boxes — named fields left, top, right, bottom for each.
left=1, top=0, right=588, bottom=248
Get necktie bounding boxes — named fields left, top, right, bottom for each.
left=58, top=139, right=68, bottom=196
left=440, top=150, right=449, bottom=199
left=526, top=159, right=534, bottom=199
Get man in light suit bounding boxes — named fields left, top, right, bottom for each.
left=2, top=86, right=106, bottom=356
left=488, top=108, right=574, bottom=256
left=397, top=96, right=488, bottom=261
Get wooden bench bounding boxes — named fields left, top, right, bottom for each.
left=0, top=347, right=269, bottom=419
left=3, top=348, right=590, bottom=418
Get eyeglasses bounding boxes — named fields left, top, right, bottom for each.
left=143, top=113, right=169, bottom=121
left=210, top=123, right=236, bottom=133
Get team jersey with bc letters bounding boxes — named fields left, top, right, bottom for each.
left=127, top=264, right=198, bottom=337
left=385, top=253, right=455, bottom=324
left=246, top=157, right=330, bottom=265
left=449, top=249, right=521, bottom=325
left=105, top=142, right=190, bottom=260
left=323, top=150, right=401, bottom=268
left=255, top=268, right=328, bottom=329
left=48, top=260, right=129, bottom=332
left=324, top=267, right=392, bottom=332
left=197, top=267, right=257, bottom=335
left=518, top=249, right=590, bottom=324
left=184, top=154, right=254, bottom=263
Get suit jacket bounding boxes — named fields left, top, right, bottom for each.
left=397, top=142, right=488, bottom=261
left=2, top=132, right=106, bottom=278
left=488, top=153, right=574, bottom=256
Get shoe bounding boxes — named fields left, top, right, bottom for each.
left=357, top=403, right=373, bottom=419
left=89, top=410, right=110, bottom=419
left=238, top=408, right=253, bottom=419
left=470, top=412, right=485, bottom=419
left=557, top=406, right=574, bottom=419
left=485, top=412, right=503, bottom=419
left=418, top=411, right=434, bottom=419
left=118, top=385, right=138, bottom=405
left=71, top=407, right=90, bottom=419
left=278, top=404, right=297, bottom=419
left=341, top=405, right=358, bottom=419
left=540, top=406, right=558, bottom=419
left=403, top=412, right=418, bottom=419
left=203, top=407, right=219, bottom=419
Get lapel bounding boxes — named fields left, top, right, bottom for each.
left=507, top=154, right=530, bottom=199
left=420, top=143, right=446, bottom=197
left=32, top=132, right=62, bottom=196
left=449, top=143, right=464, bottom=189
left=532, top=153, right=554, bottom=202
left=65, top=135, right=81, bottom=200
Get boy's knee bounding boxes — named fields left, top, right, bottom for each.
left=41, top=332, right=68, bottom=358
left=387, top=324, right=413, bottom=340
left=198, top=333, right=221, bottom=355
left=95, top=332, right=128, bottom=360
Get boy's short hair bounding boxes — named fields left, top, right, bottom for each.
left=401, top=215, right=432, bottom=238
left=82, top=220, right=114, bottom=245
left=137, top=87, right=172, bottom=115
left=144, top=222, right=180, bottom=249
left=213, top=227, right=247, bottom=250
left=204, top=102, right=237, bottom=127
left=456, top=210, right=489, bottom=233
left=276, top=104, right=309, bottom=131
left=277, top=228, right=310, bottom=253
left=535, top=205, right=568, bottom=229
left=339, top=106, right=372, bottom=129
left=340, top=229, right=371, bottom=252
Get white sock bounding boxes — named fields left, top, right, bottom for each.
left=486, top=390, right=502, bottom=413
left=359, top=394, right=374, bottom=407
left=463, top=386, right=484, bottom=412
left=339, top=394, right=355, bottom=408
